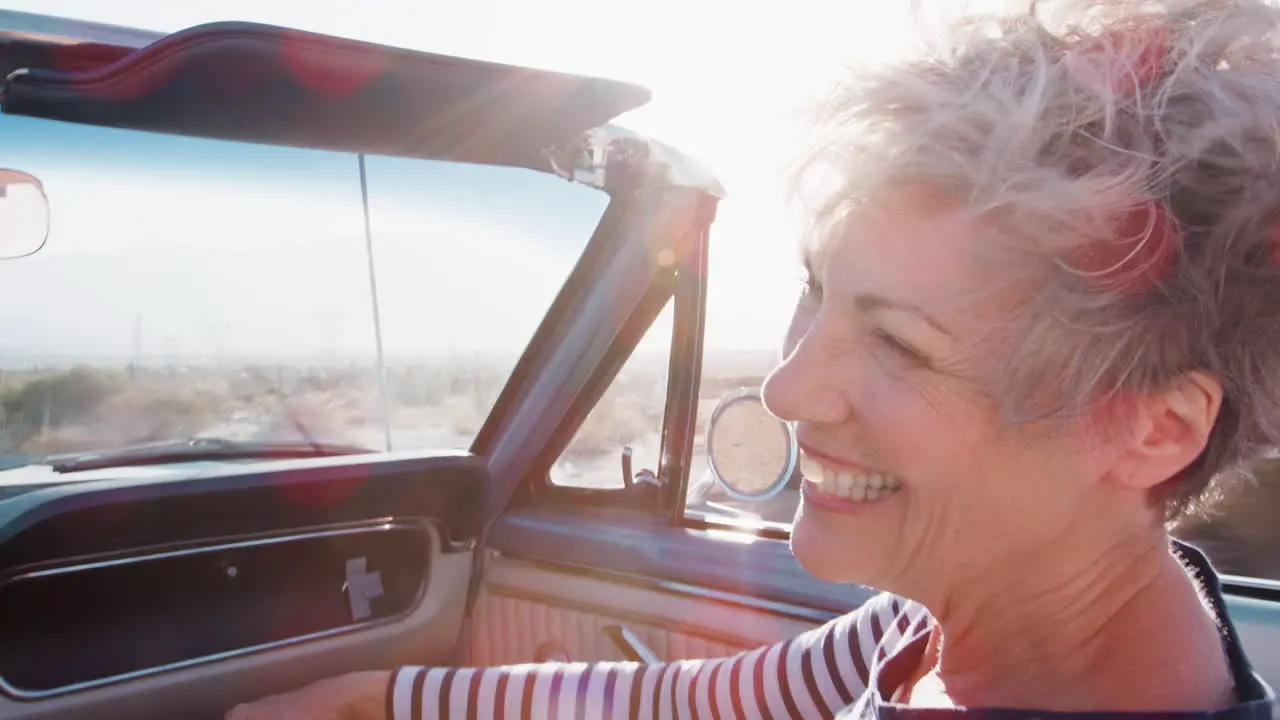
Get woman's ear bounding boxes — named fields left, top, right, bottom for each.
left=1111, top=371, right=1222, bottom=492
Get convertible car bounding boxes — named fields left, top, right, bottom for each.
left=0, top=10, right=1274, bottom=720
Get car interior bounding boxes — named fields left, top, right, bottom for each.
left=0, top=11, right=1275, bottom=720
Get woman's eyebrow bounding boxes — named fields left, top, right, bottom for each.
left=803, top=242, right=952, bottom=336
left=855, top=293, right=954, bottom=337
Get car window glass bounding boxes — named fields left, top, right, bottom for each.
left=362, top=155, right=607, bottom=450
left=683, top=223, right=798, bottom=530
left=551, top=302, right=673, bottom=488
left=0, top=116, right=606, bottom=460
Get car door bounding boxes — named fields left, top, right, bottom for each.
left=468, top=196, right=1280, bottom=692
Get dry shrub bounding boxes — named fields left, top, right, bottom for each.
left=19, top=427, right=104, bottom=455
left=1, top=367, right=122, bottom=427
left=566, top=373, right=664, bottom=460
left=19, top=385, right=225, bottom=454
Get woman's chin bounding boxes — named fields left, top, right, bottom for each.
left=789, top=509, right=882, bottom=585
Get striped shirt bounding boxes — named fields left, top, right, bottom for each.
left=388, top=541, right=1274, bottom=719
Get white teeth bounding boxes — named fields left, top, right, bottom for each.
left=801, top=453, right=902, bottom=502
left=800, top=453, right=826, bottom=482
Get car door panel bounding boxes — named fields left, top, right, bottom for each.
left=0, top=451, right=485, bottom=719
left=486, top=508, right=875, bottom=620
left=470, top=554, right=818, bottom=666
left=0, top=536, right=471, bottom=720
left=484, top=508, right=1280, bottom=689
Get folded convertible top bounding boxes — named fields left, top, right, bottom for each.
left=0, top=19, right=652, bottom=169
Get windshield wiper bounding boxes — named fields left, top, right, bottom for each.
left=46, top=437, right=375, bottom=473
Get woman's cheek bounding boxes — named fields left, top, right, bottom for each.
left=857, top=372, right=923, bottom=447
left=856, top=364, right=973, bottom=466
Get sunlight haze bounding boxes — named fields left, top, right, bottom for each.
left=0, top=0, right=915, bottom=356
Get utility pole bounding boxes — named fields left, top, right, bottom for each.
left=129, top=313, right=142, bottom=381
left=208, top=320, right=230, bottom=371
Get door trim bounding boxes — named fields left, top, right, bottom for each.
left=489, top=551, right=836, bottom=627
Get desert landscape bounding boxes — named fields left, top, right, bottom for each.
left=0, top=353, right=737, bottom=486
left=0, top=354, right=1274, bottom=581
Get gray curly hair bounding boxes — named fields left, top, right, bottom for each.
left=795, top=0, right=1280, bottom=519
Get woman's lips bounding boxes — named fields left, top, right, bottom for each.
left=798, top=445, right=902, bottom=509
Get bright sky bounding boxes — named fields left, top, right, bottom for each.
left=0, top=0, right=918, bottom=361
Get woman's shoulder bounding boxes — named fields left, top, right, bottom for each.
left=804, top=590, right=935, bottom=656
left=848, top=590, right=933, bottom=626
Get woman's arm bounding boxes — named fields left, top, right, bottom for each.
left=390, top=592, right=917, bottom=719
left=226, top=592, right=917, bottom=720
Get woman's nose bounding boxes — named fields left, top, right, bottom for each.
left=761, top=314, right=854, bottom=426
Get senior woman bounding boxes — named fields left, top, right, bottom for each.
left=229, top=0, right=1280, bottom=717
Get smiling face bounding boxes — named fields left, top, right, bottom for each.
left=762, top=187, right=1142, bottom=592
left=755, top=0, right=1280, bottom=616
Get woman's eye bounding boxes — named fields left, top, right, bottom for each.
left=873, top=329, right=927, bottom=364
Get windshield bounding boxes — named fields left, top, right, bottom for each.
left=0, top=115, right=607, bottom=461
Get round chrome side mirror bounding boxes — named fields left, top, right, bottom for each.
left=704, top=387, right=797, bottom=501
left=0, top=169, right=49, bottom=259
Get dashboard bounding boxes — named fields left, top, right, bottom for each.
left=0, top=450, right=486, bottom=719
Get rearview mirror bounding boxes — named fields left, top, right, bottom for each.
left=0, top=169, right=49, bottom=259
left=704, top=388, right=797, bottom=501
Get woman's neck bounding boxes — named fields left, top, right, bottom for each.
left=904, top=533, right=1234, bottom=711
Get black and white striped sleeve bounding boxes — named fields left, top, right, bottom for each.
left=386, top=592, right=922, bottom=719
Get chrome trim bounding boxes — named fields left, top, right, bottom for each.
left=704, top=387, right=797, bottom=504
left=604, top=624, right=662, bottom=664
left=0, top=520, right=433, bottom=700
left=444, top=536, right=478, bottom=553
left=4, top=521, right=417, bottom=582
left=681, top=508, right=793, bottom=537
left=547, top=124, right=727, bottom=198
left=1222, top=573, right=1280, bottom=596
